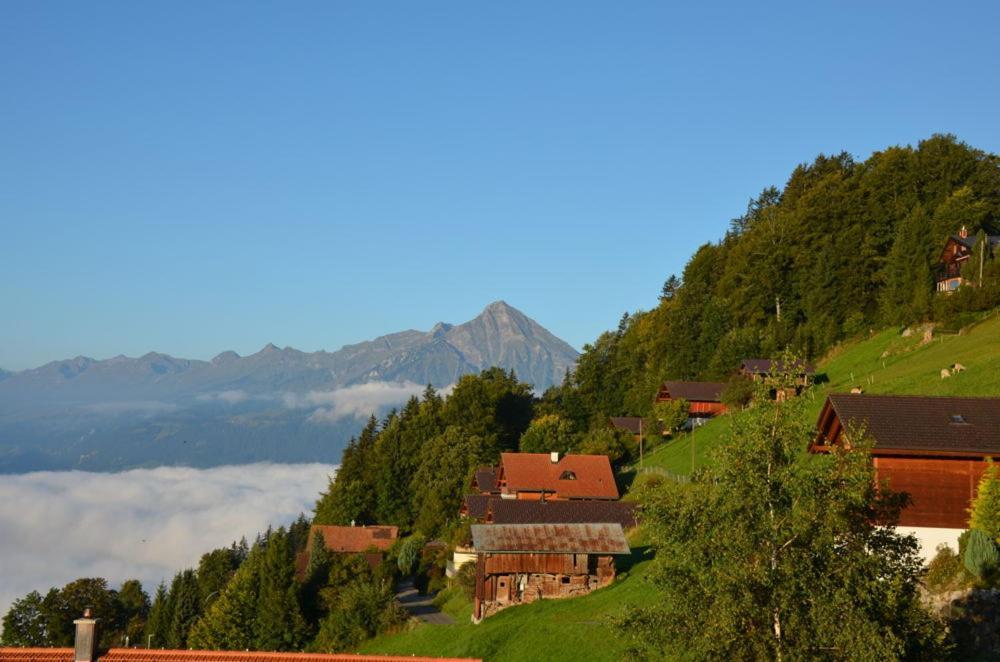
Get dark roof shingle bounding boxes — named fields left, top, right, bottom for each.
left=658, top=381, right=726, bottom=402
left=822, top=394, right=1000, bottom=455
left=739, top=358, right=814, bottom=375
left=486, top=498, right=636, bottom=528
left=609, top=416, right=642, bottom=434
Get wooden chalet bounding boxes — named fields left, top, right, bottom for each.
left=812, top=394, right=1000, bottom=559
left=739, top=358, right=814, bottom=400
left=656, top=381, right=727, bottom=420
left=296, top=524, right=398, bottom=576
left=471, top=523, right=630, bottom=621
left=936, top=226, right=1000, bottom=293
left=495, top=452, right=619, bottom=500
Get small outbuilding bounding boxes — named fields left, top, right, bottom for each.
left=471, top=523, right=630, bottom=621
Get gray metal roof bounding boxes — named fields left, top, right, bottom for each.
left=471, top=523, right=631, bottom=554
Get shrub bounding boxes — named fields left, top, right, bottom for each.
left=720, top=378, right=755, bottom=410
left=963, top=528, right=998, bottom=580
left=924, top=544, right=968, bottom=593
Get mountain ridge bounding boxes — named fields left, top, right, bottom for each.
left=0, top=302, right=578, bottom=472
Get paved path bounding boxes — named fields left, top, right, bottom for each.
left=395, top=579, right=455, bottom=625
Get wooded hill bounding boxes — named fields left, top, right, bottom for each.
left=538, top=134, right=1000, bottom=433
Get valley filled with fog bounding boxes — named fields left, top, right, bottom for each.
left=0, top=463, right=336, bottom=617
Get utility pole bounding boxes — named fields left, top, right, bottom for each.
left=639, top=418, right=644, bottom=469
left=980, top=233, right=986, bottom=288
left=775, top=296, right=782, bottom=322
left=690, top=421, right=696, bottom=474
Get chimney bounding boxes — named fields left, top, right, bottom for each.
left=74, top=608, right=98, bottom=662
left=960, top=225, right=969, bottom=238
left=550, top=451, right=559, bottom=463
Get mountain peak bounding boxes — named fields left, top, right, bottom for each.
left=483, top=300, right=514, bottom=314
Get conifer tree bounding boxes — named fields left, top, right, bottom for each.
left=166, top=570, right=200, bottom=648
left=970, top=461, right=1000, bottom=544
left=252, top=528, right=307, bottom=651
left=144, top=582, right=170, bottom=649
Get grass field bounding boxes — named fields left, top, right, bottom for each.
left=360, top=546, right=655, bottom=661
left=363, top=312, right=1000, bottom=660
left=641, top=311, right=1000, bottom=476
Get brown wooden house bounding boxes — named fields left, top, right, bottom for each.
left=812, top=394, right=1000, bottom=559
left=471, top=523, right=630, bottom=621
left=936, top=226, right=1000, bottom=293
left=656, top=381, right=727, bottom=420
left=609, top=416, right=643, bottom=439
left=495, top=452, right=619, bottom=500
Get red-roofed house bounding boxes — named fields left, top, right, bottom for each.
left=296, top=524, right=398, bottom=576
left=495, top=452, right=619, bottom=500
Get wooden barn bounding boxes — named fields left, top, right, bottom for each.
left=609, top=416, right=643, bottom=439
left=811, top=394, right=1000, bottom=560
left=494, top=452, right=619, bottom=500
left=936, top=226, right=1000, bottom=293
left=656, top=381, right=727, bottom=422
left=470, top=523, right=630, bottom=621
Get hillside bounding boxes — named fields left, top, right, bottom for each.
left=0, top=301, right=578, bottom=472
left=359, top=312, right=1000, bottom=660
left=642, top=311, right=1000, bottom=476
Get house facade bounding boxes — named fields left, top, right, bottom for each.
left=936, top=226, right=1000, bottom=293
left=811, top=393, right=1000, bottom=560
left=655, top=381, right=727, bottom=422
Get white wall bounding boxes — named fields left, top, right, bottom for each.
left=896, top=526, right=964, bottom=564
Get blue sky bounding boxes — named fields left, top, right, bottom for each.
left=2, top=1, right=999, bottom=370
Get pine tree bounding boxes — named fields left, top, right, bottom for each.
left=167, top=570, right=200, bottom=648
left=252, top=528, right=307, bottom=651
left=144, top=582, right=170, bottom=649
left=188, top=542, right=264, bottom=650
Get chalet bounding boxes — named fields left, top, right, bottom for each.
left=609, top=416, right=643, bottom=439
left=296, top=524, right=398, bottom=576
left=812, top=393, right=1000, bottom=560
left=471, top=523, right=630, bottom=621
left=936, top=225, right=1000, bottom=293
left=495, top=452, right=619, bottom=500
left=5, top=609, right=480, bottom=662
left=656, top=381, right=727, bottom=423
left=739, top=358, right=814, bottom=400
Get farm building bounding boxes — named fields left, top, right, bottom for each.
left=471, top=523, right=630, bottom=621
left=494, top=452, right=619, bottom=500
left=935, top=225, right=1000, bottom=293
left=609, top=416, right=643, bottom=439
left=655, top=381, right=727, bottom=423
left=811, top=393, right=1000, bottom=560
left=739, top=358, right=814, bottom=399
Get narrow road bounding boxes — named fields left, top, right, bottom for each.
left=395, top=579, right=455, bottom=625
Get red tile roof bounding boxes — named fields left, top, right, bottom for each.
left=498, top=453, right=619, bottom=499
left=815, top=394, right=1000, bottom=456
left=307, top=524, right=398, bottom=554
left=657, top=381, right=726, bottom=403
left=0, top=650, right=479, bottom=662
left=471, top=523, right=631, bottom=554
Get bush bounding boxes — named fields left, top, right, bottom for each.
left=577, top=427, right=637, bottom=465
left=925, top=544, right=969, bottom=593
left=964, top=529, right=999, bottom=581
left=396, top=534, right=425, bottom=576
left=720, top=378, right=755, bottom=410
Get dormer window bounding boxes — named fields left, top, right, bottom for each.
left=559, top=470, right=577, bottom=480
left=950, top=414, right=968, bottom=425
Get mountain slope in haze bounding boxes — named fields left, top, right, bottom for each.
left=0, top=302, right=578, bottom=472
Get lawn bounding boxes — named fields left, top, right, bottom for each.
left=360, top=545, right=655, bottom=661
left=638, top=311, right=1000, bottom=476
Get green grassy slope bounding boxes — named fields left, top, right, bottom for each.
left=362, top=313, right=1000, bottom=661
left=360, top=547, right=654, bottom=661
left=642, top=311, right=1000, bottom=476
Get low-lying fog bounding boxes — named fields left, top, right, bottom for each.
left=0, top=463, right=337, bottom=618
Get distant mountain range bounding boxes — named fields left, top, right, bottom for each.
left=0, top=301, right=578, bottom=473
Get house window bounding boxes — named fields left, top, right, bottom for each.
left=950, top=414, right=968, bottom=425
left=561, top=576, right=570, bottom=584
left=559, top=470, right=577, bottom=480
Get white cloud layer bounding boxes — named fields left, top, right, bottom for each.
left=282, top=381, right=432, bottom=423
left=0, top=463, right=336, bottom=618
left=196, top=390, right=252, bottom=404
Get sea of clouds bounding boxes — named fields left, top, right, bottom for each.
left=0, top=463, right=336, bottom=618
